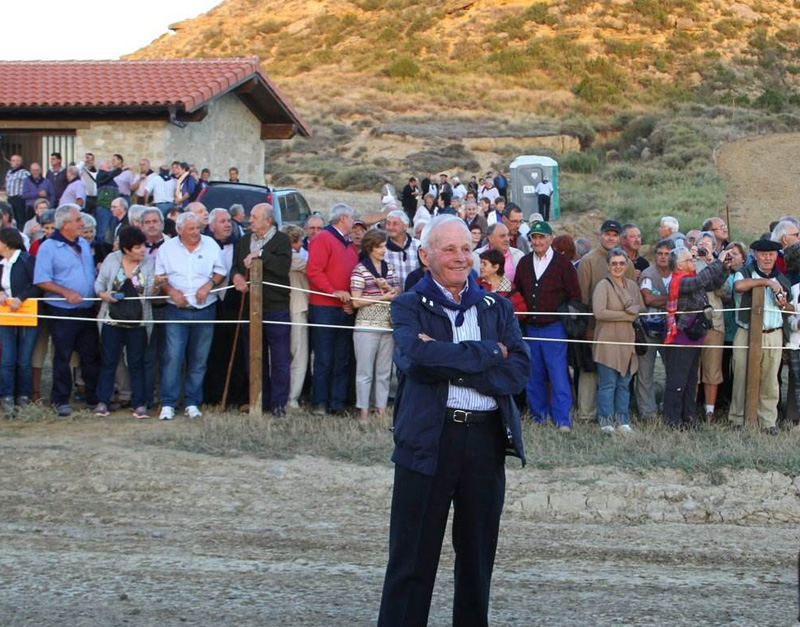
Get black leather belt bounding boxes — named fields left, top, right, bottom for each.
left=763, top=328, right=782, bottom=334
left=446, top=408, right=498, bottom=424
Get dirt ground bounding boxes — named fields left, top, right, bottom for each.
left=717, top=132, right=800, bottom=239
left=1, top=417, right=798, bottom=626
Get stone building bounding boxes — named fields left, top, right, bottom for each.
left=0, top=58, right=311, bottom=186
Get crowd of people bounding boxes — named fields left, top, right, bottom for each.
left=1, top=153, right=799, bottom=434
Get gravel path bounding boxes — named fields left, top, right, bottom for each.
left=0, top=419, right=798, bottom=626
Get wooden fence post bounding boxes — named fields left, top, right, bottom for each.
left=744, top=287, right=765, bottom=426
left=249, top=259, right=263, bottom=416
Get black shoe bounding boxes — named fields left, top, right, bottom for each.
left=271, top=406, right=286, bottom=418
left=764, top=426, right=779, bottom=436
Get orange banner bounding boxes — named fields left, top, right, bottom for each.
left=0, top=299, right=38, bottom=327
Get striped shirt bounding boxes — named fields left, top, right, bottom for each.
left=4, top=168, right=29, bottom=197
left=433, top=278, right=498, bottom=411
left=384, top=235, right=420, bottom=294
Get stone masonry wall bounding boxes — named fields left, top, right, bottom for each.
left=75, top=121, right=166, bottom=168
left=164, top=93, right=265, bottom=186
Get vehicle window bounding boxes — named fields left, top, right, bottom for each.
left=202, top=187, right=266, bottom=218
left=283, top=194, right=300, bottom=222
left=279, top=196, right=289, bottom=219
left=295, top=194, right=311, bottom=221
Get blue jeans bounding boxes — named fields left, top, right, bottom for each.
left=0, top=324, right=39, bottom=398
left=309, top=305, right=354, bottom=410
left=144, top=306, right=167, bottom=407
left=596, top=363, right=632, bottom=427
left=525, top=322, right=572, bottom=427
left=160, top=304, right=216, bottom=408
left=97, top=324, right=148, bottom=408
left=155, top=202, right=172, bottom=216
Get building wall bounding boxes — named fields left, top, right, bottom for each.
left=164, top=93, right=265, bottom=185
left=75, top=120, right=166, bottom=168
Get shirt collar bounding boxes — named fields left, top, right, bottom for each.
left=534, top=246, right=553, bottom=261
left=432, top=276, right=468, bottom=304
left=1, top=250, right=21, bottom=267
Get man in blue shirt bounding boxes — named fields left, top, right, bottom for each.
left=33, top=204, right=100, bottom=416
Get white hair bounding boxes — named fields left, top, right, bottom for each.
left=229, top=203, right=245, bottom=219
left=660, top=216, right=679, bottom=234
left=176, top=212, right=200, bottom=231
left=329, top=203, right=354, bottom=225
left=140, top=208, right=164, bottom=224
left=420, top=214, right=470, bottom=249
left=529, top=212, right=544, bottom=223
left=128, top=204, right=147, bottom=225
left=81, top=212, right=97, bottom=229
left=772, top=220, right=797, bottom=244
left=54, top=204, right=82, bottom=230
left=111, top=196, right=129, bottom=211
left=208, top=207, right=230, bottom=225
left=385, top=209, right=409, bottom=226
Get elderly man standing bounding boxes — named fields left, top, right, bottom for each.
left=770, top=219, right=800, bottom=274
left=576, top=220, right=635, bottom=423
left=33, top=204, right=100, bottom=416
left=4, top=155, right=30, bottom=229
left=155, top=212, right=227, bottom=420
left=307, top=204, right=359, bottom=415
left=730, top=239, right=792, bottom=434
left=658, top=216, right=683, bottom=245
left=302, top=214, right=324, bottom=251
left=108, top=197, right=129, bottom=244
left=514, top=220, right=581, bottom=432
left=22, top=163, right=55, bottom=217
left=59, top=166, right=87, bottom=208
left=620, top=222, right=649, bottom=279
left=702, top=217, right=729, bottom=255
left=378, top=215, right=528, bottom=627
left=140, top=208, right=169, bottom=408
left=472, top=222, right=524, bottom=282
left=231, top=203, right=293, bottom=416
left=384, top=210, right=419, bottom=294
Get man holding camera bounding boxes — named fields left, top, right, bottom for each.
left=729, top=239, right=793, bottom=434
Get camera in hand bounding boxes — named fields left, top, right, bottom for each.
left=697, top=248, right=708, bottom=257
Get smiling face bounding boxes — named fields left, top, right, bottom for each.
left=600, top=229, right=620, bottom=251
left=385, top=216, right=406, bottom=240
left=487, top=223, right=510, bottom=254
left=608, top=254, right=628, bottom=280
left=754, top=249, right=778, bottom=273
left=178, top=216, right=202, bottom=247
left=420, top=221, right=473, bottom=292
left=60, top=209, right=84, bottom=241
left=531, top=233, right=551, bottom=256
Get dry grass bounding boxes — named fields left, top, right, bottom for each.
left=140, top=409, right=800, bottom=478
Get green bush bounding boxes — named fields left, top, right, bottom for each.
left=573, top=76, right=624, bottom=105
left=560, top=151, right=602, bottom=174
left=619, top=114, right=658, bottom=148
left=713, top=18, right=744, bottom=38
left=559, top=114, right=597, bottom=150
left=325, top=167, right=386, bottom=191
left=489, top=48, right=528, bottom=75
left=523, top=2, right=549, bottom=24
left=385, top=56, right=420, bottom=79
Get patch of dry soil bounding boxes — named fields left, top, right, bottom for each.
left=717, top=133, right=800, bottom=239
left=0, top=419, right=798, bottom=626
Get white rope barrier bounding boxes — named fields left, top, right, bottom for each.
left=33, top=283, right=238, bottom=302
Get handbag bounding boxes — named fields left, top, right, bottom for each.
left=632, top=318, right=648, bottom=355
left=108, top=277, right=143, bottom=328
left=683, top=306, right=713, bottom=341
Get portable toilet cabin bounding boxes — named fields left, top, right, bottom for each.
left=509, top=155, right=559, bottom=220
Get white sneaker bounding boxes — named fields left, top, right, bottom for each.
left=600, top=425, right=615, bottom=434
left=185, top=405, right=203, bottom=419
left=619, top=424, right=633, bottom=433
left=159, top=406, right=175, bottom=421
left=287, top=400, right=300, bottom=410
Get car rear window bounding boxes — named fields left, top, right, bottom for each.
left=202, top=186, right=267, bottom=218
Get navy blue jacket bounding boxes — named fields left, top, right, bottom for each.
left=390, top=284, right=529, bottom=476
left=0, top=250, right=40, bottom=302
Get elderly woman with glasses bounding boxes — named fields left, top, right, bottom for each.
left=662, top=245, right=733, bottom=430
left=591, top=247, right=645, bottom=433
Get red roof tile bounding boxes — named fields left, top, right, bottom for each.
left=0, top=58, right=311, bottom=136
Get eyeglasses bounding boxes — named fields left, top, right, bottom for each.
left=609, top=261, right=627, bottom=267
left=713, top=224, right=727, bottom=231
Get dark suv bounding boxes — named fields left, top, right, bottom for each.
left=201, top=182, right=311, bottom=227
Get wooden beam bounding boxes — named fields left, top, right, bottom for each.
left=176, top=106, right=208, bottom=123
left=744, top=287, right=765, bottom=426
left=0, top=120, right=89, bottom=129
left=260, top=124, right=296, bottom=140
left=235, top=78, right=258, bottom=94
left=249, top=259, right=263, bottom=416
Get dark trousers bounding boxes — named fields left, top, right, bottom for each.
left=378, top=418, right=506, bottom=627
left=663, top=344, right=701, bottom=427
left=97, top=324, right=147, bottom=408
left=203, top=293, right=248, bottom=408
left=46, top=305, right=100, bottom=406
left=144, top=306, right=167, bottom=408
left=537, top=194, right=551, bottom=221
left=309, top=305, right=354, bottom=410
left=9, top=196, right=27, bottom=229
left=244, top=309, right=291, bottom=411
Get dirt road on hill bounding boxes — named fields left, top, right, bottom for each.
left=718, top=133, right=800, bottom=239
left=1, top=418, right=798, bottom=626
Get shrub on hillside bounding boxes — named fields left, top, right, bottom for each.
left=560, top=151, right=602, bottom=174
left=325, top=167, right=387, bottom=191
left=385, top=56, right=420, bottom=79
left=403, top=143, right=480, bottom=173
left=523, top=2, right=550, bottom=24
left=559, top=114, right=597, bottom=150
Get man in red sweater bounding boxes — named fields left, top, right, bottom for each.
left=307, top=203, right=359, bottom=414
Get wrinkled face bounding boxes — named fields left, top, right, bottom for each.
left=487, top=224, right=510, bottom=253
left=29, top=163, right=41, bottom=178
left=465, top=204, right=478, bottom=219
left=60, top=209, right=84, bottom=240
left=420, top=222, right=473, bottom=290
left=352, top=225, right=366, bottom=247
left=697, top=236, right=715, bottom=255
left=81, top=225, right=96, bottom=242
left=479, top=258, right=500, bottom=279
left=608, top=254, right=628, bottom=279
left=424, top=196, right=434, bottom=209
left=710, top=219, right=728, bottom=243
left=190, top=206, right=209, bottom=226
left=654, top=245, right=671, bottom=269
left=782, top=226, right=800, bottom=248
left=531, top=233, right=551, bottom=256
left=210, top=212, right=232, bottom=240
left=675, top=250, right=696, bottom=273
left=622, top=228, right=641, bottom=252
left=754, top=250, right=778, bottom=273
left=600, top=229, right=620, bottom=251
left=503, top=210, right=523, bottom=236
left=306, top=217, right=323, bottom=240
left=142, top=212, right=164, bottom=239
left=10, top=155, right=21, bottom=169
left=658, top=224, right=671, bottom=238
left=110, top=198, right=126, bottom=220
left=385, top=216, right=406, bottom=239
left=335, top=214, right=353, bottom=236
left=178, top=217, right=202, bottom=247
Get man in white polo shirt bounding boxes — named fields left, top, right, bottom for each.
left=155, top=212, right=226, bottom=420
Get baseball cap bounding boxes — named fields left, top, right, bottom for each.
left=529, top=221, right=554, bottom=236
left=601, top=219, right=622, bottom=234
